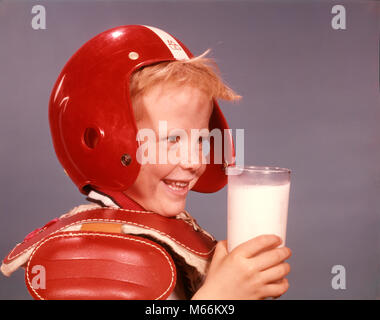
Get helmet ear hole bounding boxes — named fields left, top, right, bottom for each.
left=84, top=127, right=100, bottom=149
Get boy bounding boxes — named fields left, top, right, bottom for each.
left=1, top=25, right=291, bottom=299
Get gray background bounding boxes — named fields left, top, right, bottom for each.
left=0, top=0, right=379, bottom=299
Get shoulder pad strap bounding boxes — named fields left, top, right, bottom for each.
left=2, top=206, right=215, bottom=277
left=25, top=231, right=176, bottom=300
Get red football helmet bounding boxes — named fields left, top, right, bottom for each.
left=49, top=25, right=234, bottom=194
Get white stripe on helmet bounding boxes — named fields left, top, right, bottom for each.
left=144, top=25, right=190, bottom=60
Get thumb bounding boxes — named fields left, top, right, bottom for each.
left=210, top=240, right=228, bottom=266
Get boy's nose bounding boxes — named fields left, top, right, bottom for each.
left=178, top=142, right=204, bottom=171
left=179, top=157, right=202, bottom=171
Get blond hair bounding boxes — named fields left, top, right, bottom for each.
left=129, top=51, right=241, bottom=119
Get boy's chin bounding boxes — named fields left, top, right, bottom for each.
left=156, top=201, right=186, bottom=218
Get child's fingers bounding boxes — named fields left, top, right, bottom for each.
left=260, top=278, right=290, bottom=298
left=232, top=235, right=282, bottom=259
left=259, top=262, right=291, bottom=284
left=251, top=246, right=292, bottom=271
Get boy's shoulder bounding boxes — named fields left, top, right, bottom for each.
left=1, top=204, right=216, bottom=299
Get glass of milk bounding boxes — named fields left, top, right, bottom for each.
left=227, top=166, right=291, bottom=252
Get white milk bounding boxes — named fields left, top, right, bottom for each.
left=227, top=183, right=290, bottom=252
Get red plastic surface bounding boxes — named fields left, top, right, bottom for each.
left=25, top=231, right=176, bottom=300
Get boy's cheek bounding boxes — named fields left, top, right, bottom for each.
left=198, top=163, right=207, bottom=178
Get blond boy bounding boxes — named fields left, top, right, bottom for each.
left=1, top=25, right=291, bottom=300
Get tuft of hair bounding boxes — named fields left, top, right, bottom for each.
left=129, top=50, right=241, bottom=106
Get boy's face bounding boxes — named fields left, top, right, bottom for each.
left=124, top=83, right=213, bottom=217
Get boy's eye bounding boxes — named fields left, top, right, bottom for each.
left=168, top=135, right=180, bottom=143
left=198, top=136, right=209, bottom=145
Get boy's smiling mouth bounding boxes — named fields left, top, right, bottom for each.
left=162, top=179, right=191, bottom=196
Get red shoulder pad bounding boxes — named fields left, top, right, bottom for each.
left=25, top=231, right=176, bottom=300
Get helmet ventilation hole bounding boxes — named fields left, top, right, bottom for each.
left=84, top=127, right=99, bottom=149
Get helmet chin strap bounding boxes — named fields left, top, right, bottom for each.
left=87, top=187, right=149, bottom=211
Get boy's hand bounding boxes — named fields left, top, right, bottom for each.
left=192, top=235, right=292, bottom=300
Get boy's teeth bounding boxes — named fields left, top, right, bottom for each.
left=165, top=180, right=189, bottom=189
